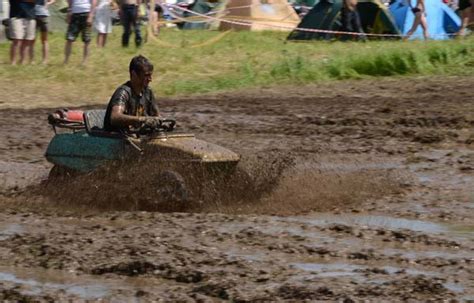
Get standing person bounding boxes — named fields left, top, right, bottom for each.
left=32, top=0, right=55, bottom=64
left=94, top=0, right=114, bottom=47
left=404, top=0, right=429, bottom=40
left=64, top=0, right=97, bottom=65
left=149, top=0, right=162, bottom=36
left=9, top=0, right=36, bottom=65
left=119, top=0, right=143, bottom=47
left=340, top=0, right=367, bottom=41
left=457, top=0, right=471, bottom=36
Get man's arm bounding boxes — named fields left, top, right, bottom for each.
left=110, top=104, right=147, bottom=129
left=66, top=0, right=73, bottom=23
left=87, top=0, right=97, bottom=25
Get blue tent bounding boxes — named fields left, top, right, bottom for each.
left=389, top=0, right=461, bottom=40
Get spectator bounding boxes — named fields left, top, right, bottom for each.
left=119, top=0, right=143, bottom=47
left=9, top=0, right=36, bottom=65
left=64, top=0, right=97, bottom=65
left=32, top=0, right=55, bottom=64
left=457, top=0, right=471, bottom=36
left=94, top=0, right=115, bottom=47
left=404, top=0, right=429, bottom=40
left=340, top=0, right=367, bottom=41
left=149, top=0, right=163, bottom=36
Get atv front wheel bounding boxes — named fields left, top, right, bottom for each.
left=152, top=170, right=189, bottom=211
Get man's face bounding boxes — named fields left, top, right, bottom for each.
left=133, top=68, right=153, bottom=89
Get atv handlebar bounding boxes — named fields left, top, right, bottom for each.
left=160, top=119, right=176, bottom=131
left=132, top=118, right=176, bottom=135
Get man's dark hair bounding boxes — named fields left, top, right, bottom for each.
left=129, top=55, right=154, bottom=76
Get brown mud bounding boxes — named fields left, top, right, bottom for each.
left=0, top=76, right=473, bottom=301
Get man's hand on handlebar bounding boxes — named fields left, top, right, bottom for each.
left=141, top=116, right=162, bottom=129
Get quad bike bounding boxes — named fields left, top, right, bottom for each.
left=44, top=109, right=241, bottom=210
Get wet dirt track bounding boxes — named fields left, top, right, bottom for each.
left=0, top=76, right=473, bottom=301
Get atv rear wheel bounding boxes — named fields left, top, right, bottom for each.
left=48, top=165, right=77, bottom=181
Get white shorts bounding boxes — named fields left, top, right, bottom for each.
left=94, top=3, right=113, bottom=34
left=10, top=17, right=36, bottom=40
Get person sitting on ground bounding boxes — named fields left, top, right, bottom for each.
left=104, top=55, right=161, bottom=133
left=340, top=0, right=367, bottom=41
left=404, top=0, right=429, bottom=40
left=457, top=0, right=471, bottom=36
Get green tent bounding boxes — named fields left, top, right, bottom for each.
left=182, top=0, right=223, bottom=30
left=287, top=0, right=400, bottom=40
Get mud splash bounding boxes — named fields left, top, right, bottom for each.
left=16, top=153, right=405, bottom=217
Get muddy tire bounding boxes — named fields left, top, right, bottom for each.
left=48, top=165, right=77, bottom=181
left=152, top=170, right=189, bottom=211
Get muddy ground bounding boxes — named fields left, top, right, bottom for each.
left=0, top=76, right=473, bottom=301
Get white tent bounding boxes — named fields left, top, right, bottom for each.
left=219, top=0, right=299, bottom=31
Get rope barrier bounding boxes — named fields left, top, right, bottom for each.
left=165, top=3, right=459, bottom=39
left=146, top=17, right=232, bottom=48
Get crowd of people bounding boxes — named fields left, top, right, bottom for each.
left=7, top=0, right=158, bottom=65
left=5, top=0, right=472, bottom=65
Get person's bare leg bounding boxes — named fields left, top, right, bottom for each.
left=404, top=14, right=421, bottom=40
left=96, top=34, right=101, bottom=47
left=10, top=40, right=21, bottom=65
left=64, top=40, right=73, bottom=64
left=457, top=8, right=471, bottom=36
left=82, top=42, right=90, bottom=65
left=96, top=33, right=107, bottom=47
left=152, top=11, right=159, bottom=35
left=41, top=31, right=49, bottom=64
left=420, top=14, right=429, bottom=40
left=30, top=37, right=36, bottom=63
left=19, top=40, right=28, bottom=64
left=26, top=40, right=35, bottom=64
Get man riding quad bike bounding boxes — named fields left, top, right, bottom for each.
left=45, top=109, right=240, bottom=210
left=44, top=55, right=240, bottom=210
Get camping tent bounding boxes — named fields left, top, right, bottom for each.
left=182, top=0, right=220, bottom=29
left=389, top=0, right=461, bottom=39
left=287, top=0, right=400, bottom=40
left=218, top=0, right=300, bottom=31
left=181, top=0, right=300, bottom=31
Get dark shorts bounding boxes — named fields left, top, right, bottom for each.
left=66, top=13, right=91, bottom=43
left=458, top=0, right=472, bottom=11
left=412, top=7, right=421, bottom=14
left=36, top=16, right=48, bottom=33
left=154, top=4, right=163, bottom=13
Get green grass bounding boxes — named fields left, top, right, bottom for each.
left=0, top=27, right=473, bottom=106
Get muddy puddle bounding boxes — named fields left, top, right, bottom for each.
left=0, top=266, right=174, bottom=301
left=218, top=213, right=474, bottom=240
left=0, top=161, right=49, bottom=195
left=290, top=262, right=466, bottom=294
left=0, top=223, right=24, bottom=241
